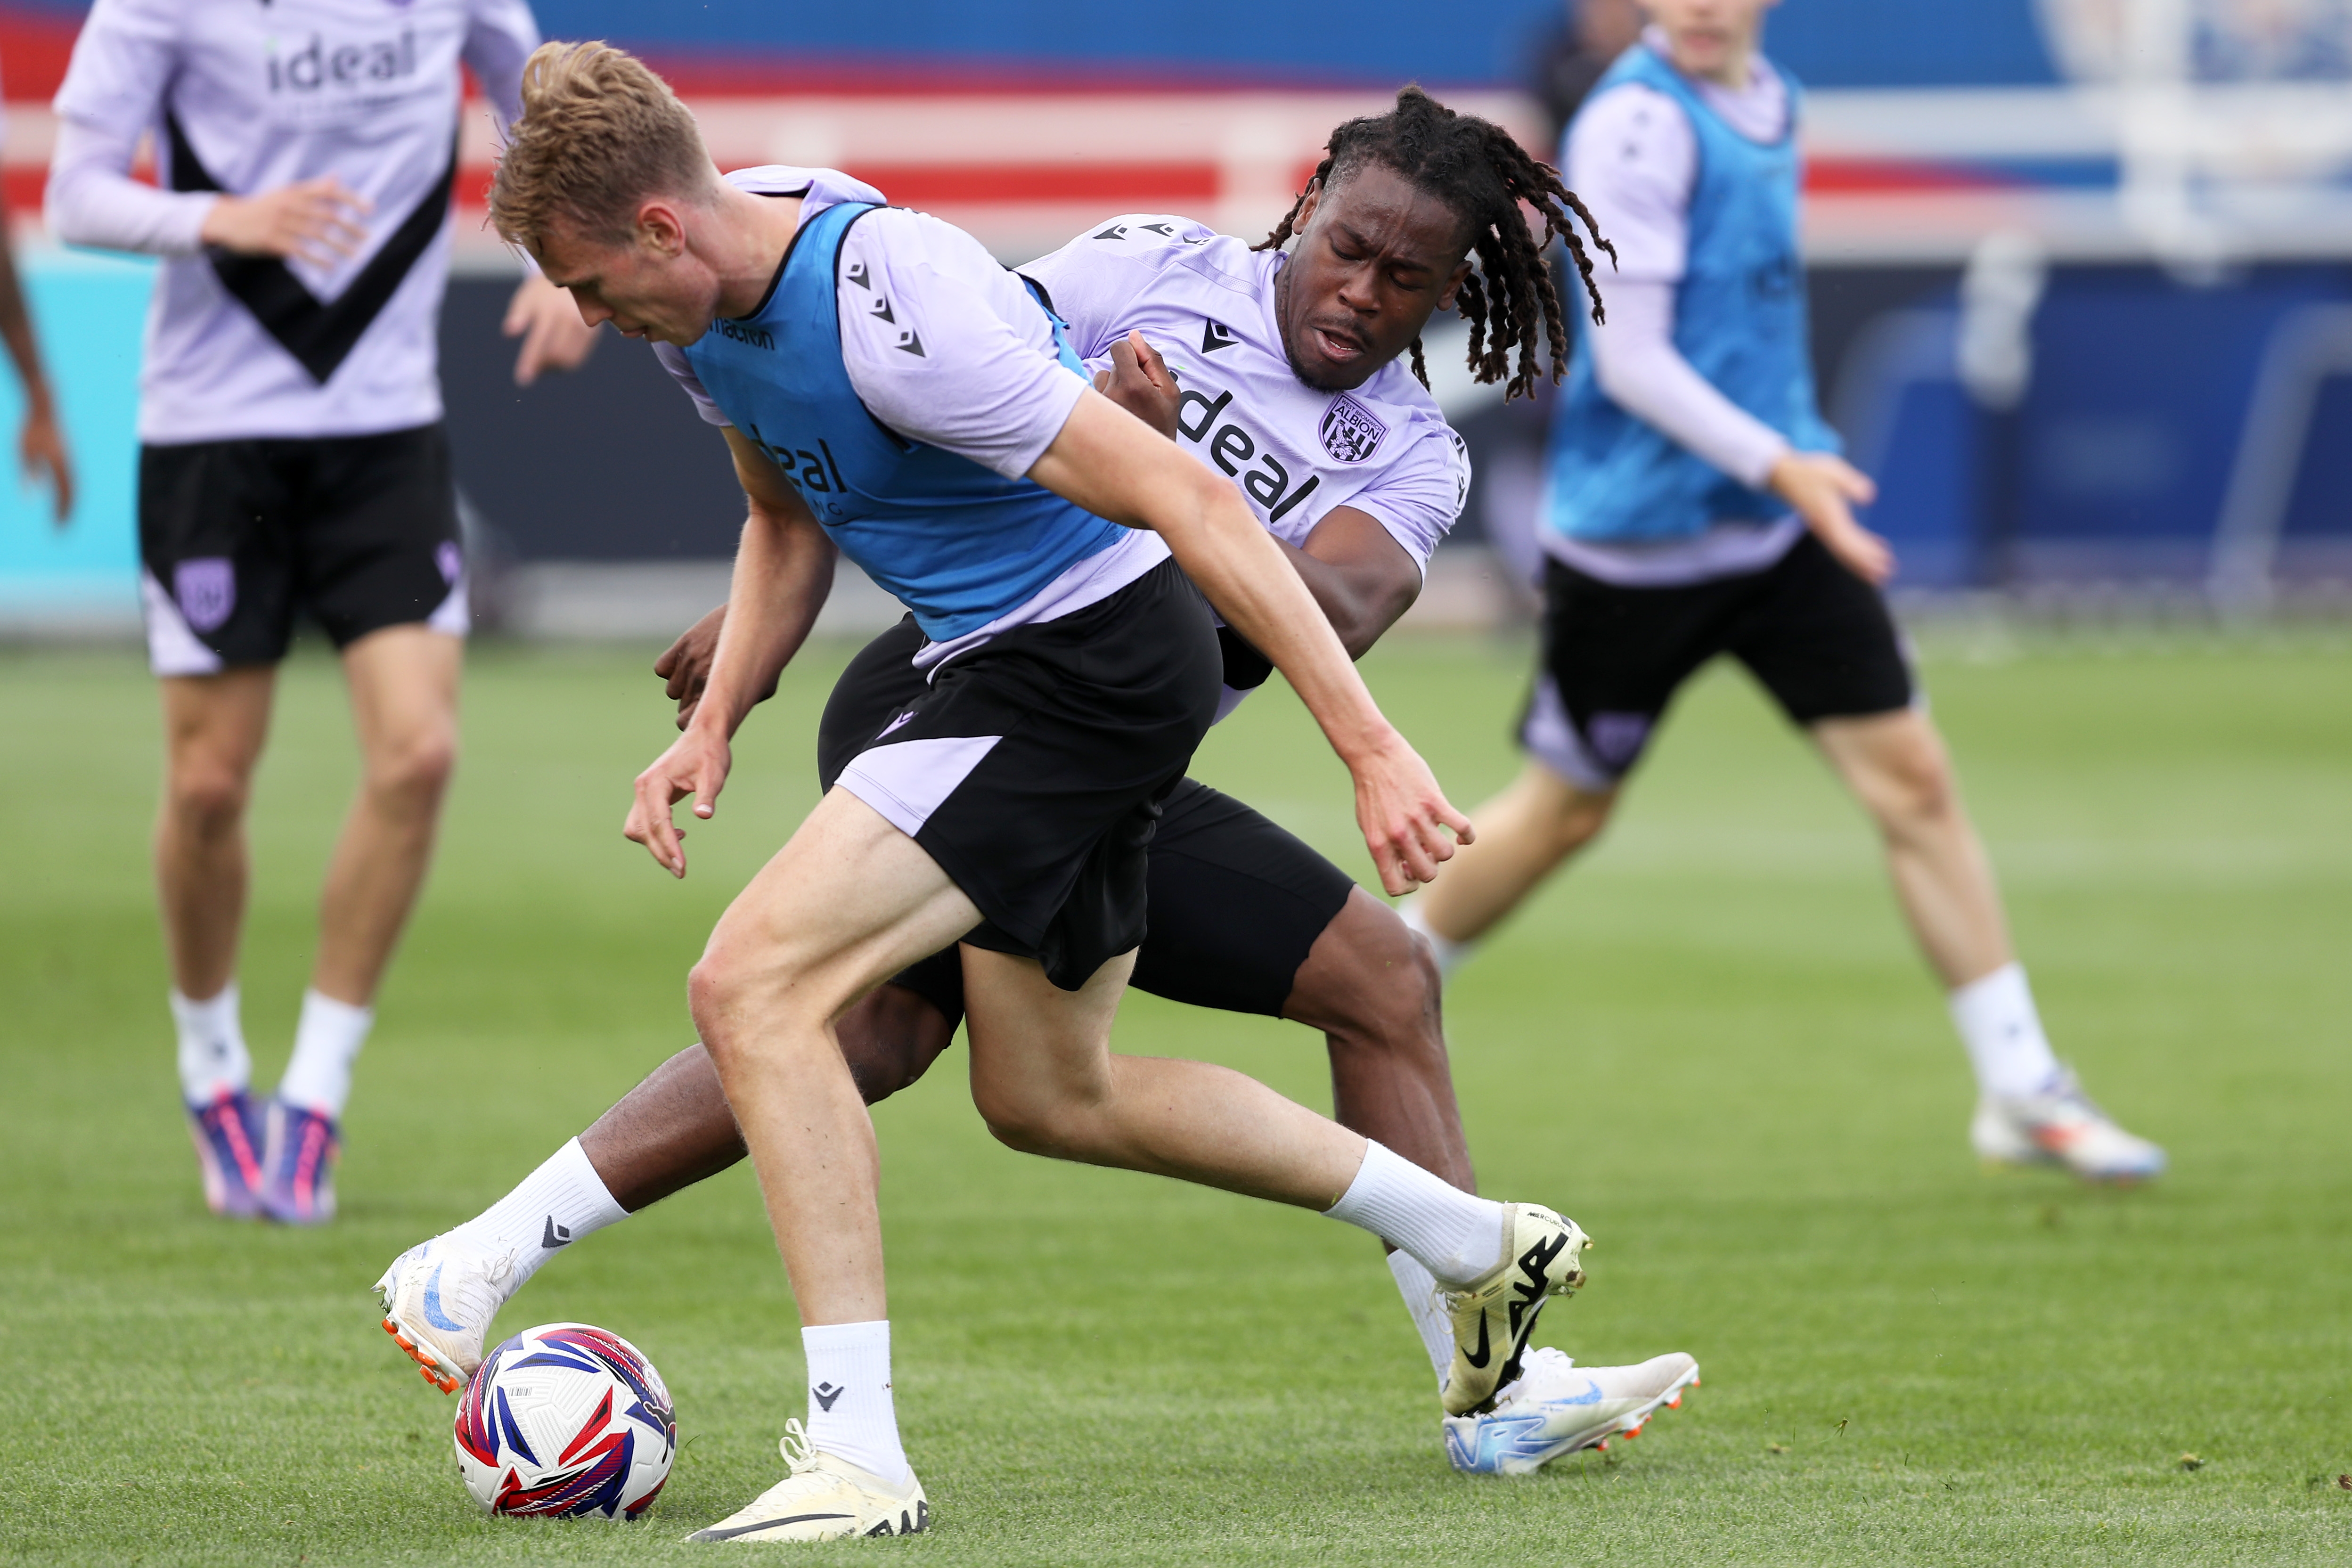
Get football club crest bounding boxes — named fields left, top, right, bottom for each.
left=174, top=557, right=236, bottom=634
left=1318, top=395, right=1386, bottom=464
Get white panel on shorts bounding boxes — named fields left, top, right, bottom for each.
left=838, top=733, right=1004, bottom=840
left=426, top=576, right=470, bottom=637
left=1518, top=672, right=1616, bottom=792
left=139, top=567, right=224, bottom=677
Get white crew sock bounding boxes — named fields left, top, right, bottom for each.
left=1949, top=962, right=2064, bottom=1100
left=274, top=989, right=374, bottom=1119
left=171, top=983, right=251, bottom=1105
left=1323, top=1141, right=1506, bottom=1288
left=452, top=1137, right=629, bottom=1294
left=1397, top=902, right=1475, bottom=982
left=802, top=1320, right=910, bottom=1486
left=1387, top=1250, right=1453, bottom=1388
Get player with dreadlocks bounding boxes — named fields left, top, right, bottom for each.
left=377, top=84, right=1701, bottom=1486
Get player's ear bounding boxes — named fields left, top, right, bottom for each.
left=636, top=201, right=687, bottom=259
left=1437, top=258, right=1473, bottom=311
left=1292, top=178, right=1324, bottom=232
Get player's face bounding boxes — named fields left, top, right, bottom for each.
left=1275, top=164, right=1473, bottom=393
left=532, top=213, right=716, bottom=347
left=1642, top=0, right=1776, bottom=79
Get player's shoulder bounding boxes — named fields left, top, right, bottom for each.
left=1059, top=214, right=1260, bottom=282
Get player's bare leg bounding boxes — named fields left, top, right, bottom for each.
left=1810, top=706, right=2164, bottom=1180
left=157, top=668, right=275, bottom=1002
left=158, top=668, right=274, bottom=1215
left=1409, top=760, right=1618, bottom=958
left=1809, top=708, right=2006, bottom=988
left=313, top=625, right=462, bottom=1006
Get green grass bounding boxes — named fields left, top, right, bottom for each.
left=3, top=627, right=2350, bottom=1565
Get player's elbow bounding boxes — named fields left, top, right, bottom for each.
left=1334, top=573, right=1419, bottom=659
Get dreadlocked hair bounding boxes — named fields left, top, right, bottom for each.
left=1255, top=84, right=1615, bottom=401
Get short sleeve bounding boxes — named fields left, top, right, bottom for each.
left=1018, top=213, right=1220, bottom=360
left=837, top=208, right=1084, bottom=479
left=1564, top=82, right=1696, bottom=284
left=652, top=342, right=730, bottom=427
left=462, top=0, right=540, bottom=131
left=1341, top=425, right=1469, bottom=574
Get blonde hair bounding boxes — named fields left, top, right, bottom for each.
left=490, top=41, right=719, bottom=249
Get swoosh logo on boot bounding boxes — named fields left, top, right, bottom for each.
left=1461, top=1310, right=1493, bottom=1369
left=422, top=1263, right=465, bottom=1332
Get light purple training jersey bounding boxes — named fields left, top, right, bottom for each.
left=49, top=0, right=538, bottom=444
left=1022, top=213, right=1469, bottom=578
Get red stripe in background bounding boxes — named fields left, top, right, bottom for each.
left=1806, top=159, right=2015, bottom=195
left=840, top=162, right=1225, bottom=204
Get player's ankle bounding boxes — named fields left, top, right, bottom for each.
left=1324, top=1141, right=1507, bottom=1287
left=802, top=1320, right=912, bottom=1486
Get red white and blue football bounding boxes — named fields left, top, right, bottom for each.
left=454, top=1322, right=676, bottom=1520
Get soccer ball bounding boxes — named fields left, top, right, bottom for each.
left=454, top=1322, right=677, bottom=1519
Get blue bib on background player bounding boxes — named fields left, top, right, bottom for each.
left=1544, top=45, right=1839, bottom=545
left=682, top=200, right=1125, bottom=642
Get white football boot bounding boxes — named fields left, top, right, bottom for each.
left=1971, top=1068, right=2167, bottom=1183
left=1444, top=1348, right=1700, bottom=1475
left=374, top=1232, right=519, bottom=1393
left=686, top=1421, right=930, bottom=1543
left=1441, top=1203, right=1592, bottom=1417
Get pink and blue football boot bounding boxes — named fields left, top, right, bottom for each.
left=186, top=1089, right=266, bottom=1218
left=260, top=1099, right=341, bottom=1225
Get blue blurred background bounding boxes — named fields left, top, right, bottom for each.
left=0, top=0, right=2347, bottom=631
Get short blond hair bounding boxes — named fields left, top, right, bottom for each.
left=490, top=41, right=719, bottom=249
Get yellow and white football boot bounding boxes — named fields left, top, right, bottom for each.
left=1440, top=1202, right=1592, bottom=1417
left=687, top=1421, right=930, bottom=1544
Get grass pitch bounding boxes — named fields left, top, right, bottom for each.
left=3, top=625, right=2349, bottom=1565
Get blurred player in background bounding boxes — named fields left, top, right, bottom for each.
left=45, top=0, right=596, bottom=1225
left=381, top=87, right=1699, bottom=1480
left=1406, top=0, right=2166, bottom=1183
left=0, top=47, right=73, bottom=527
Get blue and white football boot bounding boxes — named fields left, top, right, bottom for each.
left=185, top=1088, right=265, bottom=1218
left=1444, top=1348, right=1700, bottom=1476
left=376, top=1232, right=520, bottom=1393
left=259, top=1098, right=341, bottom=1225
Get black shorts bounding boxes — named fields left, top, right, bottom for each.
left=137, top=422, right=464, bottom=676
left=1519, top=531, right=1915, bottom=788
left=820, top=557, right=1221, bottom=991
left=821, top=612, right=1356, bottom=1014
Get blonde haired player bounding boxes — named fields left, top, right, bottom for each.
left=427, top=43, right=1595, bottom=1541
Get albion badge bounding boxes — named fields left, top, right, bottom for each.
left=174, top=557, right=236, bottom=634
left=1318, top=395, right=1386, bottom=464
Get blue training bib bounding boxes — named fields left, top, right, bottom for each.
left=1545, top=45, right=1840, bottom=545
left=682, top=200, right=1127, bottom=642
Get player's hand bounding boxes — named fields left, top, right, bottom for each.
left=1767, top=450, right=1894, bottom=585
left=1091, top=330, right=1181, bottom=440
left=198, top=178, right=372, bottom=267
left=625, top=726, right=732, bottom=878
left=1348, top=730, right=1475, bottom=897
left=504, top=272, right=601, bottom=386
left=653, top=604, right=754, bottom=731
left=20, top=401, right=73, bottom=527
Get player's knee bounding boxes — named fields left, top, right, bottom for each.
left=368, top=727, right=459, bottom=808
left=1546, top=787, right=1617, bottom=855
left=971, top=1086, right=1063, bottom=1157
left=1869, top=735, right=1957, bottom=831
left=166, top=761, right=251, bottom=837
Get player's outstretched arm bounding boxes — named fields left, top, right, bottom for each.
left=1028, top=388, right=1470, bottom=895
left=624, top=431, right=836, bottom=877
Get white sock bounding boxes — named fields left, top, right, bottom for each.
left=1949, top=962, right=2064, bottom=1100
left=171, top=984, right=251, bottom=1105
left=1398, top=902, right=1475, bottom=982
left=452, top=1137, right=629, bottom=1295
left=1387, top=1250, right=1453, bottom=1388
left=1323, top=1141, right=1506, bottom=1288
left=802, top=1320, right=910, bottom=1486
left=274, top=989, right=374, bottom=1119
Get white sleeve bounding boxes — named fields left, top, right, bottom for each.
left=462, top=0, right=540, bottom=133
left=1018, top=214, right=1218, bottom=360
left=1565, top=83, right=1696, bottom=284
left=1588, top=278, right=1790, bottom=488
left=652, top=342, right=730, bottom=427
left=47, top=1, right=215, bottom=257
left=1342, top=427, right=1468, bottom=575
left=838, top=210, right=1084, bottom=479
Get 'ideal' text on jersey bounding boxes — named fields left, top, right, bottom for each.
left=680, top=201, right=1130, bottom=645
left=1020, top=215, right=1466, bottom=567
